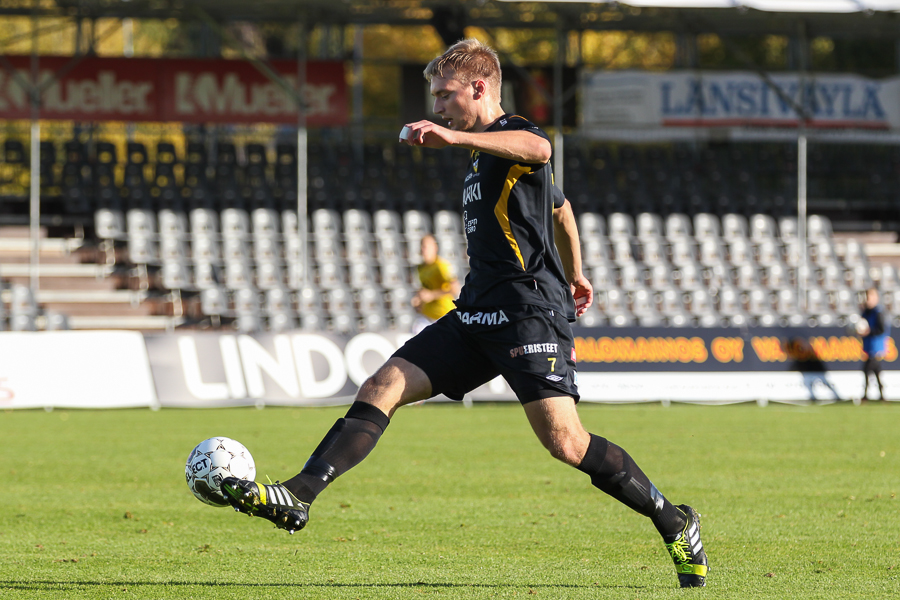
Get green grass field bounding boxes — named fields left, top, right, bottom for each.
left=1, top=402, right=898, bottom=599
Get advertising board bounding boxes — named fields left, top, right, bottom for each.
left=0, top=56, right=347, bottom=125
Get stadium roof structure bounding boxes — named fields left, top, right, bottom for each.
left=0, top=1, right=897, bottom=40
left=504, top=1, right=900, bottom=38
left=555, top=0, right=900, bottom=11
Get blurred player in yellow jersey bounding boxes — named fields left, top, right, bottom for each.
left=411, top=234, right=461, bottom=333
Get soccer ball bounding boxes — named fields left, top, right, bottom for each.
left=855, top=319, right=870, bottom=336
left=185, top=437, right=256, bottom=507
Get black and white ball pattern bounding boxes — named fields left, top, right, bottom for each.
left=185, top=437, right=256, bottom=507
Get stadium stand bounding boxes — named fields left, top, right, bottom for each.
left=0, top=225, right=182, bottom=331
left=2, top=136, right=899, bottom=333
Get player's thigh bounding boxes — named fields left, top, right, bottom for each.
left=393, top=314, right=499, bottom=401
left=522, top=396, right=590, bottom=466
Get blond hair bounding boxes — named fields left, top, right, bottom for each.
left=424, top=38, right=502, bottom=101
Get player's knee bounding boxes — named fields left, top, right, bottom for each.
left=356, top=359, right=430, bottom=410
left=545, top=435, right=586, bottom=467
left=358, top=365, right=402, bottom=401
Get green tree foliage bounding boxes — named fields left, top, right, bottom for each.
left=581, top=30, right=676, bottom=69
left=812, top=37, right=897, bottom=76
left=0, top=16, right=181, bottom=57
left=696, top=34, right=789, bottom=70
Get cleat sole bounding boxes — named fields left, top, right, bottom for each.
left=221, top=478, right=309, bottom=534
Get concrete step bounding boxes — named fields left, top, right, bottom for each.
left=40, top=302, right=158, bottom=317
left=0, top=263, right=114, bottom=278
left=0, top=288, right=149, bottom=305
left=865, top=243, right=900, bottom=257
left=0, top=237, right=84, bottom=255
left=0, top=254, right=95, bottom=265
left=66, top=315, right=184, bottom=331
left=1, top=275, right=126, bottom=291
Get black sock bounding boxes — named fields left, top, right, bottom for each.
left=282, top=402, right=390, bottom=505
left=576, top=434, right=686, bottom=540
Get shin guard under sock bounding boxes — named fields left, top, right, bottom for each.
left=576, top=433, right=686, bottom=539
left=282, top=402, right=391, bottom=504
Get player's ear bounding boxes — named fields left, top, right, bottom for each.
left=471, top=79, right=487, bottom=99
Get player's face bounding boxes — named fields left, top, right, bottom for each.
left=867, top=290, right=879, bottom=308
left=431, top=74, right=478, bottom=132
left=421, top=236, right=438, bottom=263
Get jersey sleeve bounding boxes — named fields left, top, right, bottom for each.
left=500, top=115, right=550, bottom=142
left=436, top=259, right=457, bottom=289
left=551, top=184, right=566, bottom=209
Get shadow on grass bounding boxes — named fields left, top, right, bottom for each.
left=1, top=580, right=647, bottom=591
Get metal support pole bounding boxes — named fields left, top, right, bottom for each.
left=297, top=20, right=309, bottom=289
left=553, top=23, right=565, bottom=193
left=124, top=19, right=134, bottom=141
left=75, top=16, right=82, bottom=55
left=298, top=124, right=308, bottom=287
left=29, top=0, right=40, bottom=298
left=797, top=22, right=809, bottom=312
left=798, top=133, right=808, bottom=311
left=123, top=18, right=134, bottom=57
left=352, top=25, right=364, bottom=171
left=29, top=124, right=40, bottom=295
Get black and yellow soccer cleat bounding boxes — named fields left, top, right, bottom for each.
left=663, top=505, right=708, bottom=588
left=220, top=477, right=309, bottom=534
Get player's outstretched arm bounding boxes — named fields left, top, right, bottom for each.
left=401, top=120, right=551, bottom=164
left=553, top=199, right=593, bottom=316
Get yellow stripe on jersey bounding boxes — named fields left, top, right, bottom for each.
left=493, top=164, right=533, bottom=271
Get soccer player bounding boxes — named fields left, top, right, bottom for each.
left=411, top=233, right=461, bottom=332
left=860, top=287, right=890, bottom=401
left=222, top=38, right=708, bottom=588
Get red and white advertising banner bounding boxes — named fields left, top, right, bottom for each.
left=0, top=56, right=348, bottom=125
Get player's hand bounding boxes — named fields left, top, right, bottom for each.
left=570, top=274, right=593, bottom=317
left=400, top=120, right=457, bottom=149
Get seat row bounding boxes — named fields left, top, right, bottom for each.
left=581, top=212, right=836, bottom=243
left=579, top=286, right=875, bottom=329
left=95, top=206, right=469, bottom=294
left=588, top=261, right=880, bottom=293
left=0, top=284, right=70, bottom=332
left=88, top=206, right=893, bottom=333
left=199, top=285, right=419, bottom=334
left=7, top=137, right=899, bottom=221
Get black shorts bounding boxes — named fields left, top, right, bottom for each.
left=392, top=304, right=579, bottom=404
left=864, top=355, right=883, bottom=374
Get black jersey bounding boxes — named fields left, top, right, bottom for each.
left=456, top=114, right=574, bottom=320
